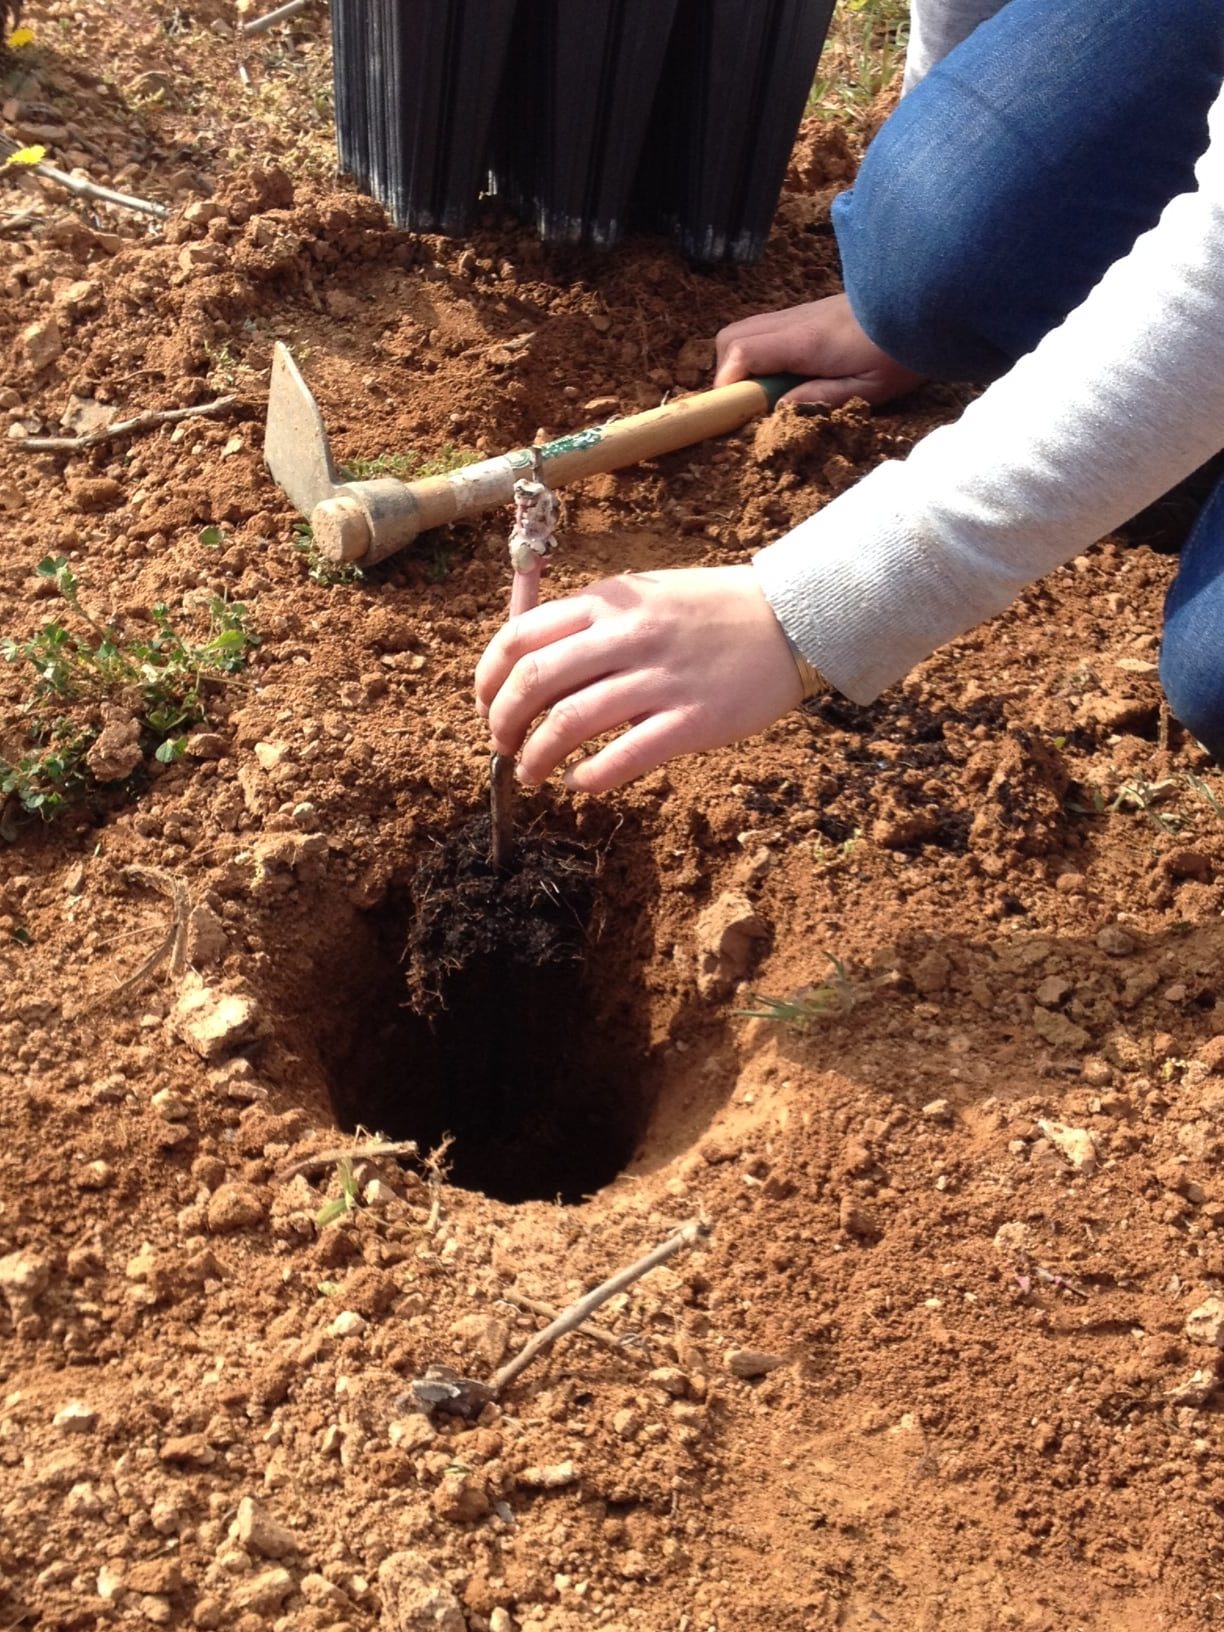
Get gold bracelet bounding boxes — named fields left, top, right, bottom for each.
left=786, top=636, right=829, bottom=702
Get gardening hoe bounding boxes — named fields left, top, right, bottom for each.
left=264, top=341, right=803, bottom=566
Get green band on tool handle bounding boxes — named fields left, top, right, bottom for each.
left=751, top=373, right=808, bottom=411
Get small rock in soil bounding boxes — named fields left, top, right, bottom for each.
left=725, top=1348, right=786, bottom=1379
left=1096, top=922, right=1138, bottom=957
left=172, top=975, right=258, bottom=1060
left=1032, top=1006, right=1091, bottom=1051
left=1168, top=1366, right=1218, bottom=1406
left=378, top=1553, right=466, bottom=1632
left=52, top=1400, right=97, bottom=1433
left=230, top=1566, right=296, bottom=1614
left=328, top=1309, right=367, bottom=1338
left=694, top=890, right=768, bottom=998
left=68, top=476, right=124, bottom=514
left=1037, top=1119, right=1098, bottom=1174
left=1185, top=1297, right=1224, bottom=1348
left=159, top=1433, right=215, bottom=1466
left=21, top=317, right=63, bottom=370
left=451, top=1311, right=511, bottom=1368
left=0, top=1248, right=50, bottom=1316
left=839, top=1194, right=880, bottom=1238
left=206, top=1182, right=267, bottom=1234
left=516, top=1460, right=578, bottom=1490
left=432, top=1467, right=490, bottom=1523
left=233, top=1496, right=299, bottom=1559
left=85, top=711, right=142, bottom=782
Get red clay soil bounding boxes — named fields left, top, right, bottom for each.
left=2, top=12, right=1223, bottom=1632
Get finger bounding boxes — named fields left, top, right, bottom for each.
left=516, top=672, right=666, bottom=785
left=713, top=333, right=818, bottom=388
left=475, top=594, right=595, bottom=714
left=562, top=710, right=702, bottom=795
left=777, top=377, right=866, bottom=410
left=487, top=626, right=628, bottom=757
left=715, top=305, right=810, bottom=354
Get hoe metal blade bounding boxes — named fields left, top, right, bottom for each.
left=264, top=340, right=341, bottom=517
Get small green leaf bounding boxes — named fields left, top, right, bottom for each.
left=36, top=555, right=65, bottom=577
left=155, top=736, right=187, bottom=764
left=198, top=525, right=224, bottom=548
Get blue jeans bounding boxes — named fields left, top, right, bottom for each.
left=832, top=0, right=1224, bottom=754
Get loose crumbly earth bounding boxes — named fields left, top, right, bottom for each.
left=3, top=11, right=1224, bottom=1632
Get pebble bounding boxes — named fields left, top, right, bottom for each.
left=432, top=1467, right=490, bottom=1523
left=724, top=1348, right=786, bottom=1379
left=152, top=1088, right=191, bottom=1121
left=921, top=1098, right=952, bottom=1121
left=78, top=1157, right=116, bottom=1190
left=53, top=1400, right=97, bottom=1433
left=0, top=1248, right=50, bottom=1315
left=150, top=1500, right=181, bottom=1536
left=451, top=1311, right=511, bottom=1368
left=516, top=1460, right=577, bottom=1490
left=231, top=1566, right=296, bottom=1614
left=1031, top=1006, right=1090, bottom=1051
left=1036, top=1119, right=1098, bottom=1174
left=160, top=1433, right=216, bottom=1467
left=1185, top=1296, right=1224, bottom=1348
left=98, top=1564, right=125, bottom=1602
left=694, top=891, right=768, bottom=998
left=20, top=317, right=63, bottom=370
left=379, top=1554, right=466, bottom=1631
left=1096, top=922, right=1138, bottom=957
left=172, top=977, right=259, bottom=1061
left=328, top=1310, right=368, bottom=1338
left=207, top=1183, right=267, bottom=1234
left=1168, top=1367, right=1218, bottom=1406
left=126, top=1560, right=182, bottom=1596
left=233, top=1496, right=299, bottom=1560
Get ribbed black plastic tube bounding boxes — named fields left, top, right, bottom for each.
left=330, top=0, right=836, bottom=262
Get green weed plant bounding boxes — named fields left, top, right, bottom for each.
left=0, top=555, right=258, bottom=833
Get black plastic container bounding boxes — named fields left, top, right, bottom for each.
left=330, top=0, right=836, bottom=262
left=490, top=0, right=679, bottom=248
left=333, top=0, right=516, bottom=235
left=639, top=0, right=838, bottom=263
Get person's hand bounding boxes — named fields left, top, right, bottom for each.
left=714, top=292, right=923, bottom=408
left=475, top=565, right=804, bottom=794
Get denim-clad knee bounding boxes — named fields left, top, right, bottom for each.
left=831, top=0, right=1224, bottom=382
left=1161, top=478, right=1224, bottom=761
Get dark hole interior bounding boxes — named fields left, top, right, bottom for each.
left=319, top=822, right=654, bottom=1204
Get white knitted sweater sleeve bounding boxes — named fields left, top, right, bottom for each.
left=751, top=84, right=1224, bottom=706
left=903, top=0, right=1011, bottom=90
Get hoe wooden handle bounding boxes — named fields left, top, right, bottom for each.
left=313, top=374, right=803, bottom=564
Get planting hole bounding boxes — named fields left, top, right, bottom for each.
left=315, top=820, right=654, bottom=1204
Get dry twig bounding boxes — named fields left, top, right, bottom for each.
left=104, top=865, right=190, bottom=1002
left=502, top=1289, right=648, bottom=1362
left=491, top=1218, right=708, bottom=1394
left=240, top=0, right=317, bottom=34
left=1, top=135, right=167, bottom=220
left=277, top=1138, right=421, bottom=1183
left=412, top=1217, right=709, bottom=1416
left=16, top=395, right=239, bottom=454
